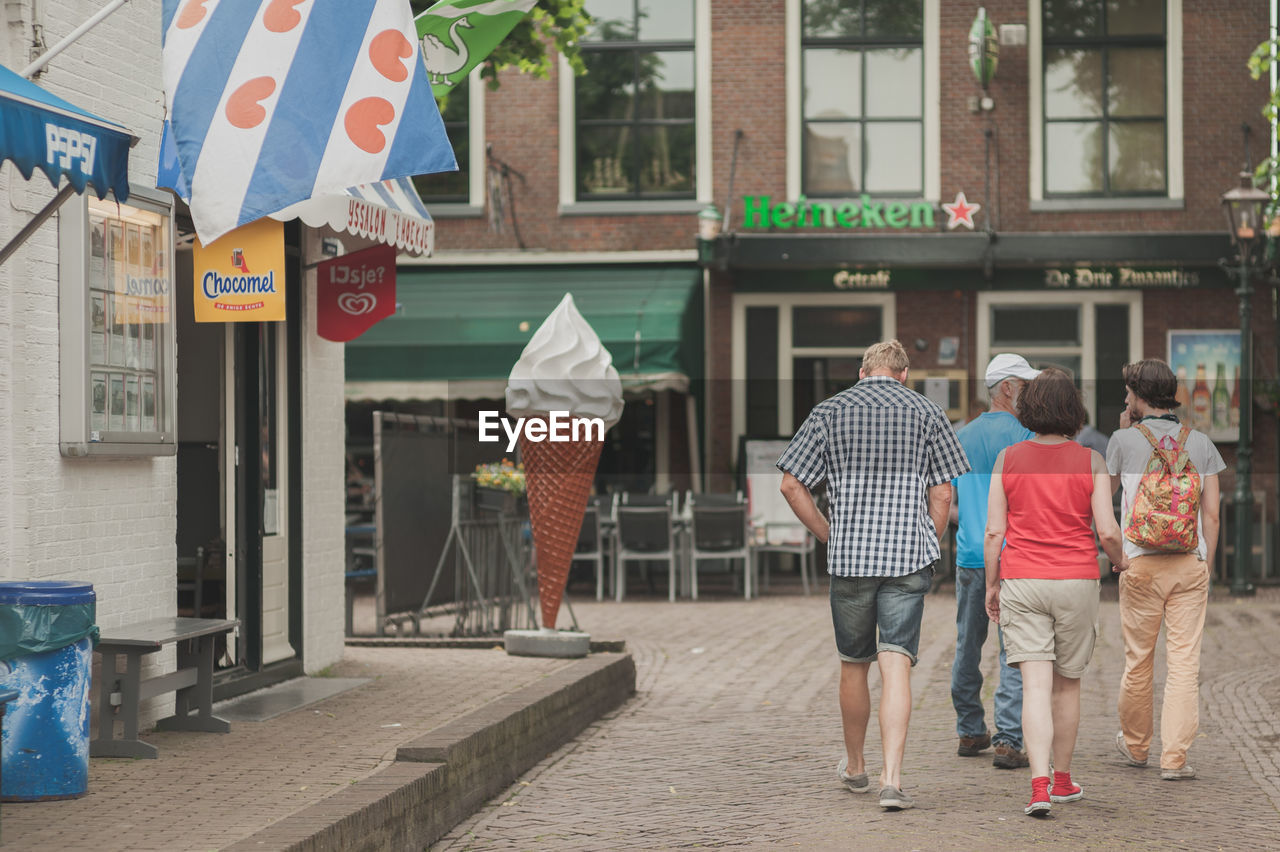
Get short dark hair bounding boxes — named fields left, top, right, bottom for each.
left=1123, top=359, right=1180, bottom=409
left=1017, top=367, right=1087, bottom=437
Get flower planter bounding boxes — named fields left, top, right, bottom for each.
left=474, top=487, right=526, bottom=516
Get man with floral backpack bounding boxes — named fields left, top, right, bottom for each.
left=1107, top=359, right=1225, bottom=781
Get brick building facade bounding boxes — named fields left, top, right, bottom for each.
left=375, top=2, right=1276, bottom=573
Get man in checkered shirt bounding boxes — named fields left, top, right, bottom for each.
left=778, top=339, right=969, bottom=811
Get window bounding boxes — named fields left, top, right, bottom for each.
left=732, top=292, right=895, bottom=448
left=1040, top=0, right=1168, bottom=197
left=413, top=78, right=470, bottom=204
left=977, top=291, right=1141, bottom=432
left=801, top=0, right=924, bottom=196
left=59, top=189, right=177, bottom=456
left=575, top=0, right=697, bottom=200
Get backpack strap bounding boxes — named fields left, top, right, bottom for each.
left=1134, top=422, right=1159, bottom=449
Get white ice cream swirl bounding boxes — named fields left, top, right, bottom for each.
left=506, top=293, right=624, bottom=430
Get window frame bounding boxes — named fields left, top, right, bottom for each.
left=731, top=291, right=896, bottom=454
left=786, top=0, right=939, bottom=203
left=798, top=3, right=926, bottom=198
left=59, top=186, right=178, bottom=457
left=415, top=66, right=487, bottom=217
left=1029, top=0, right=1183, bottom=208
left=558, top=0, right=711, bottom=212
left=976, top=290, right=1142, bottom=427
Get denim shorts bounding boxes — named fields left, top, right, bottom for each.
left=829, top=564, right=934, bottom=666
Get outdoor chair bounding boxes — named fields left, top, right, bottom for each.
left=746, top=476, right=817, bottom=595
left=687, top=492, right=751, bottom=599
left=613, top=493, right=678, bottom=601
left=572, top=504, right=609, bottom=601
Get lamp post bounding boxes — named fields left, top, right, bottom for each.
left=1220, top=172, right=1268, bottom=596
left=696, top=203, right=723, bottom=267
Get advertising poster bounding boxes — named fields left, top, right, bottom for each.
left=91, top=294, right=106, bottom=364
left=192, top=218, right=286, bottom=322
left=1167, top=329, right=1241, bottom=443
left=90, top=219, right=106, bottom=285
left=91, top=373, right=107, bottom=432
left=142, top=377, right=156, bottom=432
left=109, top=294, right=125, bottom=365
left=109, top=374, right=125, bottom=431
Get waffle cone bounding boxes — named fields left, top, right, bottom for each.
left=519, top=428, right=604, bottom=630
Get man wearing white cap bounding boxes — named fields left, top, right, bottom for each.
left=950, top=353, right=1040, bottom=769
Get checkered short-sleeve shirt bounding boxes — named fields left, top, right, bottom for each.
left=777, top=375, right=970, bottom=578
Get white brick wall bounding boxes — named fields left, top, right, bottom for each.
left=0, top=0, right=349, bottom=710
left=0, top=0, right=175, bottom=715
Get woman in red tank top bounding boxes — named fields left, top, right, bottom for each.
left=982, top=368, right=1128, bottom=818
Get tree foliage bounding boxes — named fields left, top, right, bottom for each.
left=410, top=0, right=592, bottom=88
left=1247, top=37, right=1280, bottom=202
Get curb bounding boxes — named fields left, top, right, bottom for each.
left=226, top=652, right=636, bottom=852
left=345, top=636, right=628, bottom=653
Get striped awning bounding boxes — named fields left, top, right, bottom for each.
left=267, top=177, right=434, bottom=256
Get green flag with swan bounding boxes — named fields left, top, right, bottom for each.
left=416, top=0, right=538, bottom=98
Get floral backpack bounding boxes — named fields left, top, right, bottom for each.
left=1124, top=423, right=1201, bottom=552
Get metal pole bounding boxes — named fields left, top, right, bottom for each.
left=20, top=0, right=130, bottom=79
left=1233, top=254, right=1257, bottom=596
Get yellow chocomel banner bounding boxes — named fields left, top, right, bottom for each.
left=193, top=218, right=285, bottom=322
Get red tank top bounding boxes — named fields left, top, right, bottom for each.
left=999, top=440, right=1099, bottom=580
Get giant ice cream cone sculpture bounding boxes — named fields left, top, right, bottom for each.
left=506, top=294, right=623, bottom=631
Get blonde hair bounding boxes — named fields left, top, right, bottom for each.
left=861, top=339, right=910, bottom=374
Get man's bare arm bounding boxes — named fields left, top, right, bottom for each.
left=928, top=483, right=952, bottom=541
left=780, top=472, right=830, bottom=543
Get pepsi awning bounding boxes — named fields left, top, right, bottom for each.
left=0, top=62, right=133, bottom=201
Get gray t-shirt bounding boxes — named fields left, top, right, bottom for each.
left=1106, top=419, right=1226, bottom=560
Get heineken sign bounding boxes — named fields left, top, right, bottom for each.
left=742, top=191, right=982, bottom=231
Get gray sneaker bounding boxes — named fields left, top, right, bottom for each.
left=1115, top=731, right=1148, bottom=767
left=879, top=785, right=915, bottom=810
left=1160, top=765, right=1196, bottom=780
left=836, top=757, right=870, bottom=793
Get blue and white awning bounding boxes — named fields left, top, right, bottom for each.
left=268, top=177, right=435, bottom=256
left=0, top=62, right=134, bottom=200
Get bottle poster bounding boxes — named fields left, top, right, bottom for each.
left=1167, top=330, right=1241, bottom=443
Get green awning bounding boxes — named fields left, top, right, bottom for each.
left=345, top=264, right=703, bottom=401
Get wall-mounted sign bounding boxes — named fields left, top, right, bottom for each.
left=968, top=7, right=999, bottom=89
left=741, top=192, right=983, bottom=232
left=192, top=218, right=285, bottom=322
left=1044, top=266, right=1202, bottom=289
left=742, top=195, right=936, bottom=231
left=738, top=265, right=1228, bottom=293
left=317, top=244, right=396, bottom=342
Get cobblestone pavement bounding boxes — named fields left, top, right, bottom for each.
left=436, top=578, right=1280, bottom=851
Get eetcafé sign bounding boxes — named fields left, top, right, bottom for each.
left=347, top=197, right=433, bottom=256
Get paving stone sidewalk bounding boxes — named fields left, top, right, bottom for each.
left=2, top=645, right=579, bottom=851
left=436, top=580, right=1280, bottom=851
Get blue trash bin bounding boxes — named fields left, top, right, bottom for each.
left=0, top=581, right=97, bottom=802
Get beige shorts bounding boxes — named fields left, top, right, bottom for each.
left=999, top=578, right=1100, bottom=678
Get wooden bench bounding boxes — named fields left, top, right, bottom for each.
left=91, top=617, right=239, bottom=759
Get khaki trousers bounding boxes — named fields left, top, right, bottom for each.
left=1117, top=553, right=1209, bottom=770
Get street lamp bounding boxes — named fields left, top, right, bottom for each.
left=1220, top=171, right=1268, bottom=596
left=696, top=204, right=723, bottom=267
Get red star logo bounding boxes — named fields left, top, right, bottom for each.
left=942, top=191, right=981, bottom=230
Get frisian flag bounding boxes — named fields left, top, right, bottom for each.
left=161, top=0, right=457, bottom=245
left=416, top=0, right=536, bottom=99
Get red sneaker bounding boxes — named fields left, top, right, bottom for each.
left=1050, top=770, right=1083, bottom=803
left=1025, top=776, right=1051, bottom=816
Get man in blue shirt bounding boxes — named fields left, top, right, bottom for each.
left=950, top=353, right=1038, bottom=769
